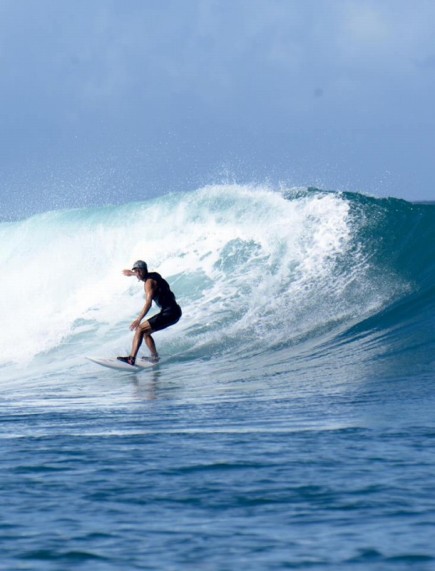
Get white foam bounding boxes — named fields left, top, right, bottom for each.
left=0, top=184, right=402, bottom=368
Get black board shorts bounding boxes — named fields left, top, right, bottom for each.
left=148, top=305, right=182, bottom=332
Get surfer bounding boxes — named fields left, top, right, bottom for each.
left=117, top=260, right=182, bottom=366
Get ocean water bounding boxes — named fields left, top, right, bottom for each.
left=1, top=184, right=435, bottom=570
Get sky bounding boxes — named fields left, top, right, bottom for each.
left=1, top=0, right=435, bottom=218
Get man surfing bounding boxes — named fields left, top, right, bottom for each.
left=117, top=260, right=182, bottom=366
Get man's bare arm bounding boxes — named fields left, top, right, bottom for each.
left=130, top=279, right=157, bottom=331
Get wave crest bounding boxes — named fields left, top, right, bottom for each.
left=0, top=185, right=433, bottom=371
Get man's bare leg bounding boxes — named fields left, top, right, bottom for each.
left=145, top=334, right=159, bottom=359
left=131, top=321, right=159, bottom=361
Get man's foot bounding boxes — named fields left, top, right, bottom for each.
left=141, top=354, right=160, bottom=364
left=117, top=356, right=136, bottom=366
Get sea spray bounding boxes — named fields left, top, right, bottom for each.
left=0, top=185, right=431, bottom=372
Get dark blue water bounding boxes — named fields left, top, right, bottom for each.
left=1, top=186, right=435, bottom=569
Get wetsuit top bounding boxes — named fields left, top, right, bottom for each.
left=145, top=272, right=178, bottom=311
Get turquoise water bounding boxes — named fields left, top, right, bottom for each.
left=1, top=185, right=435, bottom=569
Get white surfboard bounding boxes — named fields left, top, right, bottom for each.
left=86, top=356, right=159, bottom=371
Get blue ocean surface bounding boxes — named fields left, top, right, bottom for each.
left=1, top=184, right=435, bottom=570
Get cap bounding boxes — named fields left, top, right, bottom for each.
left=132, top=260, right=148, bottom=272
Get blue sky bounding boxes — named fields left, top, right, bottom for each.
left=1, top=0, right=435, bottom=217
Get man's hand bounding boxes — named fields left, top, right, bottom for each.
left=130, top=318, right=142, bottom=331
left=122, top=269, right=135, bottom=277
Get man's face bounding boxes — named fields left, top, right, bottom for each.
left=134, top=268, right=146, bottom=280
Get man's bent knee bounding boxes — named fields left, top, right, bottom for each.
left=140, top=321, right=153, bottom=335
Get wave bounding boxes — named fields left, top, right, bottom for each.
left=1, top=184, right=434, bottom=381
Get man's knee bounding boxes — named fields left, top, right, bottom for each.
left=139, top=321, right=152, bottom=334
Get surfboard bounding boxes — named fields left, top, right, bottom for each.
left=86, top=356, right=159, bottom=371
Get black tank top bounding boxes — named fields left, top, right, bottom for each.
left=145, top=272, right=178, bottom=310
